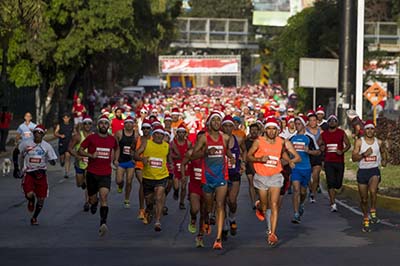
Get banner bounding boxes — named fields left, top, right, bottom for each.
left=159, top=58, right=240, bottom=74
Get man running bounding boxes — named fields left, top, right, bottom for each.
left=115, top=116, right=136, bottom=208
left=135, top=124, right=171, bottom=232
left=290, top=115, right=320, bottom=224
left=19, top=125, right=57, bottom=225
left=170, top=123, right=192, bottom=209
left=244, top=123, right=260, bottom=209
left=318, top=114, right=351, bottom=212
left=247, top=117, right=299, bottom=246
left=190, top=111, right=235, bottom=250
left=221, top=115, right=246, bottom=237
left=54, top=113, right=74, bottom=179
left=352, top=120, right=387, bottom=232
left=68, top=115, right=94, bottom=212
left=79, top=115, right=119, bottom=236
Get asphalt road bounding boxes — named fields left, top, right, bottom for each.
left=0, top=143, right=399, bottom=266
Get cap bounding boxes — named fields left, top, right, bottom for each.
left=307, top=110, right=316, bottom=117
left=206, top=111, right=222, bottom=125
left=171, top=107, right=180, bottom=116
left=164, top=114, right=172, bottom=121
left=232, top=116, right=241, bottom=124
left=141, top=118, right=152, bottom=128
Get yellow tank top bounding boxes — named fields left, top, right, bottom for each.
left=75, top=131, right=89, bottom=169
left=253, top=136, right=283, bottom=176
left=143, top=140, right=169, bottom=180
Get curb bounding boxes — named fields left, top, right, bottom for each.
left=339, top=184, right=400, bottom=213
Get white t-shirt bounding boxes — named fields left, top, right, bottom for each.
left=19, top=140, right=57, bottom=172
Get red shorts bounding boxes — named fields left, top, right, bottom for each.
left=188, top=179, right=202, bottom=197
left=22, top=171, right=49, bottom=198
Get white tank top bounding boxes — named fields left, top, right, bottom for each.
left=359, top=137, right=381, bottom=169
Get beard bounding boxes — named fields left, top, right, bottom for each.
left=98, top=127, right=108, bottom=134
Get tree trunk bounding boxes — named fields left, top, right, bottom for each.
left=1, top=40, right=8, bottom=83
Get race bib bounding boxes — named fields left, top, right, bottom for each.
left=96, top=147, right=111, bottom=159
left=123, top=146, right=131, bottom=155
left=24, top=131, right=32, bottom=138
left=176, top=163, right=181, bottom=172
left=29, top=157, right=42, bottom=164
left=193, top=167, right=202, bottom=180
left=227, top=154, right=236, bottom=169
left=365, top=156, right=377, bottom=162
left=82, top=157, right=89, bottom=163
left=326, top=144, right=338, bottom=153
left=208, top=145, right=224, bottom=158
left=293, top=142, right=305, bottom=151
left=149, top=157, right=163, bottom=169
left=264, top=156, right=279, bottom=168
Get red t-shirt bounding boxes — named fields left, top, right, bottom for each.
left=80, top=133, right=118, bottom=175
left=321, top=128, right=346, bottom=163
left=111, top=118, right=124, bottom=135
left=72, top=104, right=85, bottom=118
left=0, top=112, right=12, bottom=129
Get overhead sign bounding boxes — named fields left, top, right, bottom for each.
left=299, top=58, right=339, bottom=88
left=159, top=56, right=240, bottom=75
left=363, top=82, right=387, bottom=106
left=364, top=59, right=399, bottom=76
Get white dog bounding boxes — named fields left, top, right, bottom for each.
left=2, top=158, right=12, bottom=176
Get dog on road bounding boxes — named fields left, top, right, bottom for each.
left=2, top=158, right=12, bottom=176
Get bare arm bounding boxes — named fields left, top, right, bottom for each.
left=134, top=139, right=147, bottom=162
left=283, top=140, right=301, bottom=168
left=54, top=124, right=63, bottom=138
left=246, top=139, right=266, bottom=163
left=379, top=139, right=388, bottom=167
left=68, top=133, right=81, bottom=158
left=351, top=138, right=364, bottom=162
left=340, top=133, right=351, bottom=155
left=181, top=149, right=193, bottom=177
left=189, top=134, right=206, bottom=161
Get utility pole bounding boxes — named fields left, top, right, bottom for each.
left=338, top=0, right=357, bottom=128
left=356, top=0, right=365, bottom=118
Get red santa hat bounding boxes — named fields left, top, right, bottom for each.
left=33, top=124, right=46, bottom=133
left=101, top=108, right=110, bottom=115
left=194, top=105, right=200, bottom=111
left=164, top=114, right=172, bottom=121
left=364, top=120, right=375, bottom=129
left=327, top=114, right=338, bottom=122
left=152, top=124, right=165, bottom=135
left=171, top=107, right=180, bottom=116
left=286, top=115, right=295, bottom=123
left=295, top=114, right=308, bottom=126
left=141, top=118, right=152, bottom=128
left=177, top=123, right=186, bottom=132
left=221, top=115, right=234, bottom=125
left=206, top=111, right=222, bottom=125
left=124, top=116, right=135, bottom=124
left=306, top=110, right=316, bottom=117
left=264, top=117, right=280, bottom=130
left=315, top=106, right=325, bottom=115
left=82, top=115, right=93, bottom=123
left=287, top=106, right=295, bottom=112
left=151, top=119, right=161, bottom=127
left=97, top=114, right=110, bottom=124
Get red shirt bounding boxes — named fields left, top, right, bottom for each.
left=72, top=104, right=85, bottom=118
left=0, top=112, right=12, bottom=129
left=80, top=133, right=118, bottom=175
left=111, top=117, right=124, bottom=135
left=321, top=128, right=346, bottom=163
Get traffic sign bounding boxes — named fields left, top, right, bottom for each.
left=363, top=82, right=387, bottom=106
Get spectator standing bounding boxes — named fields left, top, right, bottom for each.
left=0, top=106, right=12, bottom=152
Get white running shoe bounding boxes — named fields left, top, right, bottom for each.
left=99, top=224, right=108, bottom=237
left=330, top=203, right=338, bottom=212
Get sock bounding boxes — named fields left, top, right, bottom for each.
left=266, top=209, right=271, bottom=229
left=100, top=206, right=109, bottom=225
left=33, top=201, right=43, bottom=219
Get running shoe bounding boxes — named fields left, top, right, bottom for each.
left=370, top=211, right=380, bottom=224
left=213, top=239, right=223, bottom=250
left=179, top=202, right=186, bottom=210
left=163, top=206, right=168, bottom=216
left=99, top=223, right=108, bottom=237
left=27, top=197, right=35, bottom=213
left=117, top=186, right=123, bottom=194
left=209, top=214, right=216, bottom=225
left=291, top=213, right=301, bottom=224
left=30, top=217, right=39, bottom=225
left=173, top=189, right=179, bottom=200
left=137, top=209, right=145, bottom=220
left=330, top=203, right=338, bottom=212
left=317, top=186, right=322, bottom=193
left=143, top=211, right=152, bottom=225
left=221, top=230, right=229, bottom=241
left=267, top=232, right=278, bottom=246
left=154, top=222, right=162, bottom=232
left=202, top=223, right=211, bottom=235
left=362, top=218, right=371, bottom=233
left=124, top=200, right=130, bottom=209
left=90, top=203, right=98, bottom=215
left=81, top=182, right=87, bottom=190
left=255, top=200, right=265, bottom=221
left=230, top=221, right=238, bottom=236
left=195, top=235, right=204, bottom=248
left=60, top=160, right=65, bottom=167
left=188, top=220, right=197, bottom=234
left=299, top=204, right=305, bottom=217
left=309, top=194, right=316, bottom=203
left=64, top=174, right=69, bottom=179
left=83, top=202, right=90, bottom=212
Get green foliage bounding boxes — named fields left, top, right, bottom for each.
left=9, top=60, right=41, bottom=87
left=187, top=0, right=252, bottom=18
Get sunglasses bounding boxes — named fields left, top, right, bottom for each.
left=83, top=122, right=92, bottom=125
left=142, top=127, right=151, bottom=130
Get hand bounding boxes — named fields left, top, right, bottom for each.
left=113, top=160, right=119, bottom=168
left=207, top=147, right=218, bottom=155
left=381, top=160, right=387, bottom=167
left=259, top=156, right=269, bottom=163
left=336, top=150, right=343, bottom=156
left=229, top=156, right=235, bottom=165
left=363, top=147, right=373, bottom=157
left=289, top=160, right=296, bottom=169
left=61, top=134, right=66, bottom=139
left=304, top=146, right=309, bottom=153
left=142, top=157, right=148, bottom=166
left=91, top=152, right=98, bottom=159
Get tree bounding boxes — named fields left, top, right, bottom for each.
left=187, top=0, right=252, bottom=19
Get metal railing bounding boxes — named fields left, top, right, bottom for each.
left=170, top=17, right=258, bottom=49
left=365, top=21, right=400, bottom=51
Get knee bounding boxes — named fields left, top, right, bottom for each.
left=360, top=197, right=368, bottom=205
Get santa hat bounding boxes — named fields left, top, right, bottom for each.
left=114, top=106, right=125, bottom=113
left=82, top=115, right=93, bottom=123
left=97, top=114, right=110, bottom=124
left=141, top=118, right=152, bottom=128
left=101, top=108, right=110, bottom=115
left=255, top=104, right=261, bottom=110
left=194, top=105, right=200, bottom=111
left=306, top=110, right=316, bottom=117
left=171, top=107, right=180, bottom=116
left=221, top=115, right=234, bottom=125
left=177, top=123, right=186, bottom=132
left=152, top=124, right=165, bottom=135
left=206, top=111, right=222, bottom=125
left=33, top=124, right=46, bottom=133
left=327, top=114, right=338, bottom=122
left=364, top=120, right=375, bottom=129
left=295, top=115, right=308, bottom=126
left=264, top=117, right=280, bottom=130
left=164, top=129, right=172, bottom=138
left=315, top=106, right=325, bottom=115
left=286, top=115, right=295, bottom=123
left=124, top=104, right=132, bottom=111
left=140, top=108, right=148, bottom=114
left=124, top=116, right=135, bottom=124
left=151, top=108, right=158, bottom=113
left=256, top=118, right=264, bottom=127
left=151, top=119, right=161, bottom=127
left=287, top=106, right=295, bottom=112
left=164, top=114, right=172, bottom=121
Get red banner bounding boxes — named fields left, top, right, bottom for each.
left=160, top=58, right=240, bottom=74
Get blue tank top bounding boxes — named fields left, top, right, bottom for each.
left=202, top=132, right=228, bottom=183
left=290, top=133, right=316, bottom=170
left=306, top=127, right=321, bottom=142
left=228, top=135, right=241, bottom=175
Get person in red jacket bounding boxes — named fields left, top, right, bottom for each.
left=0, top=106, right=12, bottom=152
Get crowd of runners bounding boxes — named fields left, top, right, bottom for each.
left=12, top=85, right=387, bottom=249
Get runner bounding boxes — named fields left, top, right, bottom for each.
left=13, top=112, right=36, bottom=178
left=19, top=125, right=57, bottom=225
left=247, top=117, right=299, bottom=246
left=135, top=118, right=152, bottom=219
left=135, top=124, right=171, bottom=232
left=318, top=114, right=351, bottom=212
left=115, top=116, right=136, bottom=208
left=352, top=120, right=387, bottom=232
left=315, top=106, right=328, bottom=131
left=221, top=115, right=246, bottom=237
left=189, top=111, right=235, bottom=250
left=181, top=131, right=206, bottom=247
left=68, top=115, right=94, bottom=212
left=78, top=115, right=119, bottom=236
left=289, top=115, right=320, bottom=224
left=54, top=113, right=74, bottom=179
left=170, top=123, right=192, bottom=209
left=111, top=107, right=125, bottom=135
left=244, top=122, right=260, bottom=209
left=306, top=111, right=323, bottom=203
